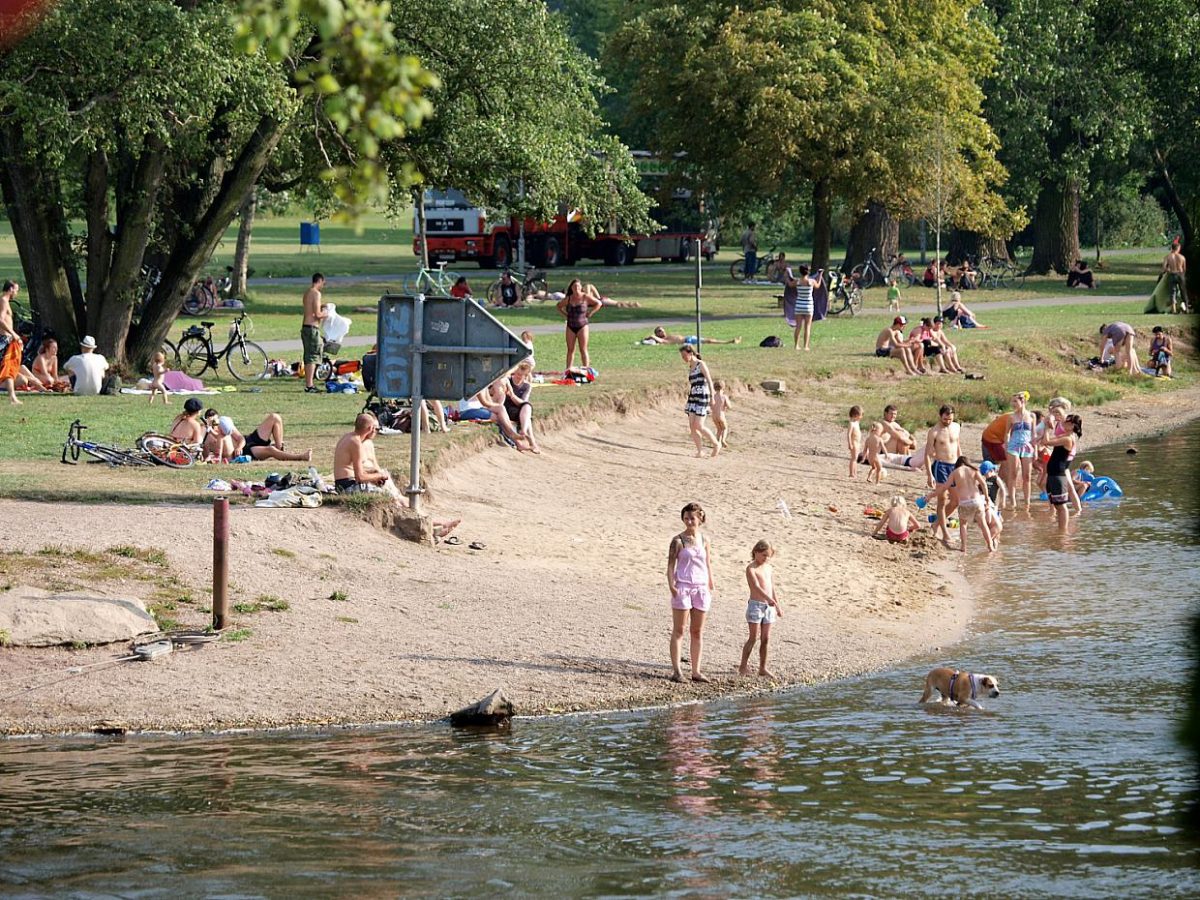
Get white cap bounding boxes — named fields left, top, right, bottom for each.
left=217, top=416, right=235, bottom=435
left=81, top=335, right=97, bottom=349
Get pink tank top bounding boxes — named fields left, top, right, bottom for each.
left=675, top=539, right=709, bottom=585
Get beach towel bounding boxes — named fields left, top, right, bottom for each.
left=0, top=335, right=22, bottom=383
left=812, top=279, right=828, bottom=321
left=164, top=370, right=207, bottom=391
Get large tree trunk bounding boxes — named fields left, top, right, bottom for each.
left=0, top=129, right=85, bottom=349
left=843, top=200, right=898, bottom=274
left=947, top=229, right=1009, bottom=264
left=1153, top=148, right=1198, bottom=298
left=1029, top=179, right=1080, bottom=275
left=811, top=177, right=832, bottom=269
left=414, top=187, right=429, bottom=269
left=232, top=187, right=258, bottom=297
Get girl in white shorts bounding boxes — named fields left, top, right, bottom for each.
left=740, top=540, right=784, bottom=678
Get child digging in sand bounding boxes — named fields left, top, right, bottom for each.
left=712, top=380, right=733, bottom=447
left=863, top=422, right=887, bottom=483
left=740, top=540, right=782, bottom=677
left=668, top=501, right=715, bottom=683
left=848, top=405, right=863, bottom=478
left=148, top=351, right=170, bottom=405
left=873, top=496, right=920, bottom=543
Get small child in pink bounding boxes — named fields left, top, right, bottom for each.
left=667, top=501, right=715, bottom=684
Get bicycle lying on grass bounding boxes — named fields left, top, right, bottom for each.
left=174, top=310, right=268, bottom=382
left=61, top=420, right=197, bottom=468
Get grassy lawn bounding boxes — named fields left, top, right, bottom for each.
left=1, top=214, right=1191, bottom=507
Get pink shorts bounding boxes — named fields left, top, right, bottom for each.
left=672, top=583, right=712, bottom=612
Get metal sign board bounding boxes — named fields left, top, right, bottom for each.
left=375, top=294, right=531, bottom=401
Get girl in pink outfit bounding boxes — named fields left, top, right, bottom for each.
left=667, top=501, right=715, bottom=684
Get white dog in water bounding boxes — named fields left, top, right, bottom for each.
left=919, top=667, right=1000, bottom=710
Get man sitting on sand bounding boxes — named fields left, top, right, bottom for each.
left=880, top=404, right=916, bottom=454
left=643, top=326, right=742, bottom=346
left=874, top=317, right=922, bottom=375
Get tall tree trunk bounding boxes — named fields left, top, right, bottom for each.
left=947, top=229, right=1009, bottom=264
left=843, top=200, right=898, bottom=274
left=1029, top=178, right=1080, bottom=275
left=811, top=177, right=832, bottom=269
left=0, top=130, right=85, bottom=349
left=414, top=187, right=429, bottom=269
left=1153, top=148, right=1197, bottom=298
left=232, top=187, right=258, bottom=297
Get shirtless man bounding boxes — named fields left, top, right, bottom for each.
left=333, top=413, right=395, bottom=494
left=645, top=326, right=741, bottom=346
left=1163, top=240, right=1189, bottom=313
left=874, top=317, right=921, bottom=375
left=880, top=404, right=916, bottom=454
left=301, top=273, right=328, bottom=392
left=924, top=404, right=961, bottom=544
left=928, top=317, right=965, bottom=373
left=0, top=280, right=23, bottom=405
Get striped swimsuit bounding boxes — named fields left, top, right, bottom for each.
left=795, top=281, right=814, bottom=317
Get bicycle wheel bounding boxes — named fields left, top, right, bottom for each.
left=886, top=263, right=914, bottom=288
left=1008, top=266, right=1026, bottom=289
left=486, top=278, right=503, bottom=306
left=182, top=285, right=209, bottom=316
left=226, top=339, right=268, bottom=382
left=176, top=336, right=211, bottom=377
left=161, top=339, right=178, bottom=365
left=85, top=445, right=150, bottom=467
left=525, top=276, right=548, bottom=299
left=730, top=259, right=746, bottom=282
left=851, top=264, right=875, bottom=290
left=137, top=434, right=196, bottom=469
left=847, top=284, right=864, bottom=315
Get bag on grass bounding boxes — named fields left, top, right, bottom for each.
left=760, top=335, right=782, bottom=348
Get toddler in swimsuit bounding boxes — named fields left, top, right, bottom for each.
left=740, top=540, right=783, bottom=678
left=667, top=501, right=715, bottom=684
left=711, top=379, right=733, bottom=447
left=873, top=496, right=920, bottom=544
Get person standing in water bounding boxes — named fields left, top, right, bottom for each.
left=668, top=502, right=716, bottom=684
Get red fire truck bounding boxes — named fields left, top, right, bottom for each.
left=412, top=155, right=711, bottom=268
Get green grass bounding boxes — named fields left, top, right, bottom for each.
left=221, top=627, right=253, bottom=642
left=329, top=590, right=349, bottom=603
left=1, top=219, right=1194, bottom=507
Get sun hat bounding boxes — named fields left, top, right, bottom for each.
left=980, top=461, right=998, bottom=475
left=81, top=335, right=97, bottom=349
left=184, top=398, right=203, bottom=414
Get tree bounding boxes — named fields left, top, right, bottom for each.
left=610, top=0, right=1016, bottom=269
left=385, top=0, right=652, bottom=267
left=985, top=0, right=1148, bottom=274
left=0, top=0, right=436, bottom=369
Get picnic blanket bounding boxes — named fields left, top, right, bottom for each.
left=121, top=387, right=220, bottom=395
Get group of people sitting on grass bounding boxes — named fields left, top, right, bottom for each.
left=922, top=259, right=977, bottom=290
left=168, top=397, right=313, bottom=462
left=873, top=310, right=972, bottom=376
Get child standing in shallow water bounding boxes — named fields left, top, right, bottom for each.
left=148, top=351, right=170, bottom=405
left=740, top=540, right=783, bottom=677
left=711, top=379, right=733, bottom=447
left=668, top=501, right=715, bottom=683
left=847, top=405, right=863, bottom=478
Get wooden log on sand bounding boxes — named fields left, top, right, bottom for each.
left=449, top=689, right=514, bottom=728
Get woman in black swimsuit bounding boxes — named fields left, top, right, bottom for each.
left=556, top=279, right=601, bottom=371
left=503, top=361, right=540, bottom=453
left=1042, top=413, right=1081, bottom=532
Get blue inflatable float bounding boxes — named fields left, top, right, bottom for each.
left=1039, top=474, right=1123, bottom=502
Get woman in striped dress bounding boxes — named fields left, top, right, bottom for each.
left=789, top=264, right=821, bottom=351
left=680, top=344, right=721, bottom=457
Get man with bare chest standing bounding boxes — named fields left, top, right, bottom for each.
left=301, top=273, right=327, bottom=392
left=1163, top=240, right=1189, bottom=313
left=924, top=404, right=961, bottom=544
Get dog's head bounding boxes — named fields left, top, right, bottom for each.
left=976, top=674, right=1000, bottom=698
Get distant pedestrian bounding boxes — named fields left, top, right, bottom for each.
left=740, top=222, right=759, bottom=281
left=301, top=273, right=327, bottom=392
left=680, top=345, right=720, bottom=457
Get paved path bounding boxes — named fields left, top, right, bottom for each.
left=257, top=292, right=1145, bottom=353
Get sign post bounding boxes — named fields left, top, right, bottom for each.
left=694, top=238, right=703, bottom=345
left=376, top=294, right=531, bottom=513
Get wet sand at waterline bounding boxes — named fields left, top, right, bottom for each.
left=1, top=384, right=1198, bottom=735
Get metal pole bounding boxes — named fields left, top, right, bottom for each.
left=407, top=296, right=425, bottom=513
left=694, top=239, right=702, bottom=345
left=212, top=498, right=229, bottom=631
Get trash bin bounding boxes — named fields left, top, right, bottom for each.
left=300, top=222, right=320, bottom=252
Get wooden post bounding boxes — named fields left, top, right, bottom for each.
left=212, top=498, right=229, bottom=630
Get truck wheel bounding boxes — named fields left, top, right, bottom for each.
left=541, top=236, right=561, bottom=268
left=673, top=240, right=692, bottom=264
left=491, top=236, right=511, bottom=270
left=612, top=243, right=632, bottom=267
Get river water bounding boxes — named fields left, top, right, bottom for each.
left=2, top=425, right=1198, bottom=897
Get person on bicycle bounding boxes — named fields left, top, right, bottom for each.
left=301, top=273, right=328, bottom=393
left=740, top=222, right=759, bottom=281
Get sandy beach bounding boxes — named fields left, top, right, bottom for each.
left=2, top=383, right=1198, bottom=735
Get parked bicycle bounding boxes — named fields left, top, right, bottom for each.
left=848, top=247, right=891, bottom=290
left=824, top=269, right=864, bottom=316
left=730, top=247, right=778, bottom=283
left=978, top=255, right=1026, bottom=290
left=61, top=420, right=196, bottom=468
left=174, top=310, right=268, bottom=381
left=884, top=252, right=917, bottom=287
left=486, top=265, right=548, bottom=306
left=403, top=261, right=462, bottom=296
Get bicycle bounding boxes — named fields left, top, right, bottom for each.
left=486, top=265, right=548, bottom=306
left=824, top=269, right=864, bottom=316
left=174, top=310, right=268, bottom=382
left=61, top=420, right=196, bottom=468
left=730, top=247, right=778, bottom=283
left=403, top=261, right=462, bottom=296
left=182, top=275, right=220, bottom=316
left=850, top=247, right=889, bottom=290
left=979, top=256, right=1026, bottom=290
left=885, top=252, right=917, bottom=287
